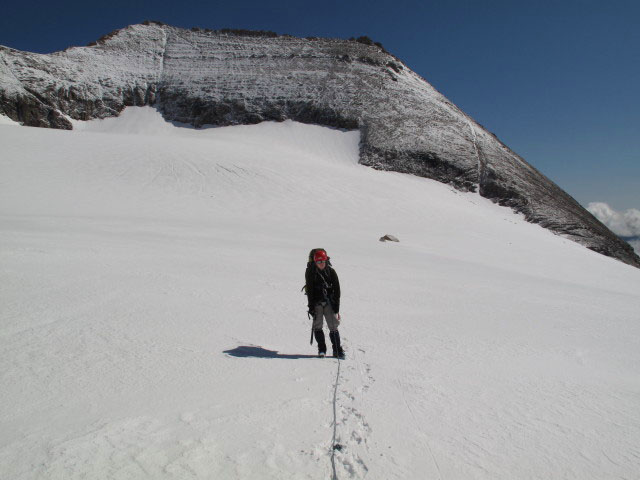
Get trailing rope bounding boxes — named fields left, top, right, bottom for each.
left=330, top=357, right=342, bottom=480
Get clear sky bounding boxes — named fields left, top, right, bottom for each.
left=2, top=0, right=638, bottom=211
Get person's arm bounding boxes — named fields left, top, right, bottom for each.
left=332, top=269, right=341, bottom=314
left=306, top=267, right=317, bottom=312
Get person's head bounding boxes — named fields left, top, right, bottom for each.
left=314, top=250, right=328, bottom=270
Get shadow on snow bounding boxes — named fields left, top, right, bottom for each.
left=223, top=345, right=320, bottom=360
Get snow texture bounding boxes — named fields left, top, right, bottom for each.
left=1, top=107, right=640, bottom=479
left=0, top=23, right=638, bottom=268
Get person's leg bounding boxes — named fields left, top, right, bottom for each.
left=324, top=304, right=344, bottom=358
left=325, top=304, right=340, bottom=332
left=313, top=304, right=327, bottom=355
left=329, top=331, right=344, bottom=358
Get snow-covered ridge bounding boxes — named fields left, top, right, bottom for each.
left=0, top=23, right=638, bottom=267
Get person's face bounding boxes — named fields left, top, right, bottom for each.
left=316, top=260, right=326, bottom=270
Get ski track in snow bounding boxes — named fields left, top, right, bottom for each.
left=1, top=107, right=640, bottom=479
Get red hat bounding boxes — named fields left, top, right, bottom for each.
left=314, top=250, right=328, bottom=262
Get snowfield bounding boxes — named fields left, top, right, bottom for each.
left=1, top=107, right=640, bottom=479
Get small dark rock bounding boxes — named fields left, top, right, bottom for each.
left=379, top=234, right=399, bottom=243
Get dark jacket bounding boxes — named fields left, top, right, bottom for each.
left=305, top=264, right=341, bottom=313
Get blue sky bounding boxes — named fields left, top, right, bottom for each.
left=2, top=0, right=638, bottom=211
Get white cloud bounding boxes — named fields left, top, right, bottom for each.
left=628, top=239, right=640, bottom=256
left=587, top=202, right=640, bottom=238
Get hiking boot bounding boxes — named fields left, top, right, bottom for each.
left=314, top=329, right=327, bottom=356
left=329, top=331, right=345, bottom=359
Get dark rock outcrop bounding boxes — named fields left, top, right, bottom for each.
left=380, top=235, right=400, bottom=243
left=1, top=23, right=638, bottom=267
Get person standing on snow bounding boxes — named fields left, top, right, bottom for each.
left=305, top=249, right=345, bottom=358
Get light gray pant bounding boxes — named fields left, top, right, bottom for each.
left=313, top=302, right=340, bottom=332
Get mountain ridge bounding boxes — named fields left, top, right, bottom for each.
left=1, top=22, right=638, bottom=268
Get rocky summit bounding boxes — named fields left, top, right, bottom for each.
left=1, top=22, right=637, bottom=267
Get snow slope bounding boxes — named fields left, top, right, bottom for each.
left=1, top=107, right=640, bottom=479
left=0, top=113, right=20, bottom=126
left=3, top=23, right=638, bottom=267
